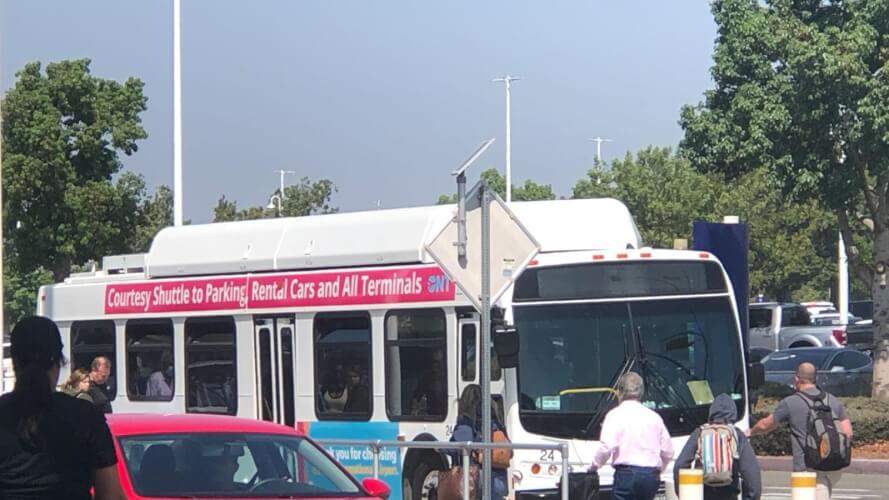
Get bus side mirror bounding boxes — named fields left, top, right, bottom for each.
left=493, top=328, right=519, bottom=368
left=747, top=361, right=765, bottom=390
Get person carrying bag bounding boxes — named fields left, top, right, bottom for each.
left=438, top=385, right=510, bottom=500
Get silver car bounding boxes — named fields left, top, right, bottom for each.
left=762, top=347, right=872, bottom=397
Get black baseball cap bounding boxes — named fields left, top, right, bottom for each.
left=10, top=316, right=64, bottom=367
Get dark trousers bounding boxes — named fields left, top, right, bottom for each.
left=611, top=465, right=659, bottom=500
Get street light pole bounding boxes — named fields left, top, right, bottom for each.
left=173, top=0, right=184, bottom=226
left=268, top=170, right=295, bottom=216
left=274, top=170, right=296, bottom=198
left=588, top=136, right=613, bottom=165
left=493, top=76, right=519, bottom=202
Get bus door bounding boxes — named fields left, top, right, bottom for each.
left=457, top=314, right=505, bottom=421
left=254, top=317, right=296, bottom=426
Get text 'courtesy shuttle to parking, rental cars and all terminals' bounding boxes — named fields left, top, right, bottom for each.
left=36, top=198, right=755, bottom=500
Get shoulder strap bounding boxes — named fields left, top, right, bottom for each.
left=795, top=391, right=817, bottom=408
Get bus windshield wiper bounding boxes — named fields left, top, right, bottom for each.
left=636, top=354, right=703, bottom=428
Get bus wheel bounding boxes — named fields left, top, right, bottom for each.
left=411, top=462, right=440, bottom=500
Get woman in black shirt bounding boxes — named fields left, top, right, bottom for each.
left=0, top=316, right=125, bottom=499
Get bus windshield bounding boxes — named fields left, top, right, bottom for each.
left=513, top=295, right=744, bottom=440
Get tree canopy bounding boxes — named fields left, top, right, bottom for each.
left=679, top=0, right=889, bottom=398
left=573, top=147, right=839, bottom=301
left=2, top=59, right=148, bottom=281
left=436, top=168, right=556, bottom=204
left=213, top=177, right=337, bottom=222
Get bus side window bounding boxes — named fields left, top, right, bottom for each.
left=385, top=309, right=447, bottom=421
left=71, top=320, right=117, bottom=401
left=126, top=319, right=175, bottom=402
left=185, top=317, right=237, bottom=415
left=461, top=324, right=476, bottom=382
left=314, top=313, right=372, bottom=420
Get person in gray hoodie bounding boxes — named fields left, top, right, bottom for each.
left=672, top=394, right=761, bottom=500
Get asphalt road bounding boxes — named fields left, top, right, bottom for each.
left=762, top=471, right=889, bottom=499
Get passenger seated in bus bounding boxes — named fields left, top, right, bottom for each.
left=411, top=350, right=446, bottom=415
left=320, top=374, right=348, bottom=413
left=146, top=352, right=173, bottom=397
left=344, top=368, right=369, bottom=413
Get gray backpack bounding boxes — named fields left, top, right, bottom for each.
left=797, top=391, right=851, bottom=471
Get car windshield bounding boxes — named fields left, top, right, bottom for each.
left=118, top=432, right=362, bottom=498
left=763, top=350, right=833, bottom=371
left=514, top=295, right=744, bottom=439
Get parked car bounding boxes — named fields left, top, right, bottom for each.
left=762, top=347, right=873, bottom=397
left=845, top=320, right=875, bottom=354
left=800, top=301, right=836, bottom=317
left=107, top=413, right=391, bottom=500
left=749, top=302, right=845, bottom=350
left=809, top=311, right=861, bottom=326
left=747, top=346, right=773, bottom=364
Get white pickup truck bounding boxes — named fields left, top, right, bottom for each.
left=749, top=302, right=846, bottom=350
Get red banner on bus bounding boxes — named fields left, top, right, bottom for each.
left=104, top=266, right=455, bottom=314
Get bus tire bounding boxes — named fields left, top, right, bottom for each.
left=411, top=461, right=439, bottom=500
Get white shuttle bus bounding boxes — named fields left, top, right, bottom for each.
left=37, top=198, right=752, bottom=500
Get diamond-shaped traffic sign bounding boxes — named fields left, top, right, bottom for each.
left=425, top=181, right=540, bottom=311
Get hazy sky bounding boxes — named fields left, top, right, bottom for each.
left=1, top=1, right=717, bottom=223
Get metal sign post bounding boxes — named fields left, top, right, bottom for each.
left=479, top=183, right=492, bottom=500
left=426, top=140, right=540, bottom=500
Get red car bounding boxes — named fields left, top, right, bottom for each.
left=106, top=414, right=391, bottom=500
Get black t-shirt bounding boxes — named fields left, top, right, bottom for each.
left=88, top=380, right=113, bottom=414
left=0, top=392, right=118, bottom=499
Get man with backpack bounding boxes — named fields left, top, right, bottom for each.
left=747, top=362, right=853, bottom=500
left=673, top=393, right=761, bottom=499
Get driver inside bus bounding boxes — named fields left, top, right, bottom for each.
left=520, top=337, right=572, bottom=409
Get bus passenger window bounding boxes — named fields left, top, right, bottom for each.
left=126, top=319, right=174, bottom=402
left=185, top=317, right=237, bottom=415
left=314, top=313, right=372, bottom=420
left=461, top=324, right=476, bottom=382
left=385, top=309, right=447, bottom=421
left=71, top=320, right=117, bottom=401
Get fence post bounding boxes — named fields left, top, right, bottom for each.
left=462, top=446, right=471, bottom=500
left=791, top=472, right=816, bottom=500
left=560, top=444, right=569, bottom=500
left=372, top=441, right=381, bottom=479
left=677, top=469, right=702, bottom=500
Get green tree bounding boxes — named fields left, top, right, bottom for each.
left=572, top=148, right=838, bottom=302
left=678, top=0, right=889, bottom=399
left=213, top=177, right=337, bottom=222
left=436, top=168, right=556, bottom=203
left=2, top=60, right=147, bottom=283
left=131, top=184, right=174, bottom=253
left=573, top=147, right=718, bottom=248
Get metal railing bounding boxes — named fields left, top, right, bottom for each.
left=317, top=439, right=570, bottom=500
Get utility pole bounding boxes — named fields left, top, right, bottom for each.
left=493, top=76, right=519, bottom=202
left=0, top=53, right=5, bottom=378
left=173, top=0, right=184, bottom=226
left=588, top=136, right=613, bottom=165
left=268, top=170, right=296, bottom=216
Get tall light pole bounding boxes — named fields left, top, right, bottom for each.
left=588, top=136, right=613, bottom=165
left=268, top=170, right=296, bottom=215
left=493, top=76, right=519, bottom=202
left=0, top=55, right=5, bottom=362
left=173, top=0, right=184, bottom=226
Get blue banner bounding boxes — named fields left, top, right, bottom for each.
left=308, top=421, right=402, bottom=499
left=692, top=221, right=750, bottom=350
